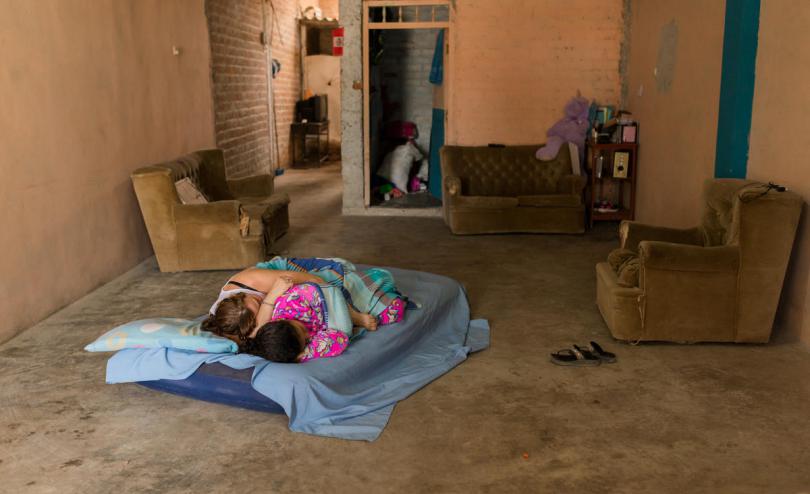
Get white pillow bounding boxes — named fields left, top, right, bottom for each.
left=175, top=177, right=208, bottom=205
left=84, top=318, right=237, bottom=353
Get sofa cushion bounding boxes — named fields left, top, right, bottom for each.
left=617, top=257, right=640, bottom=287
left=175, top=177, right=209, bottom=205
left=608, top=248, right=640, bottom=287
left=241, top=193, right=290, bottom=217
left=608, top=248, right=636, bottom=272
left=518, top=194, right=581, bottom=208
left=452, top=195, right=519, bottom=209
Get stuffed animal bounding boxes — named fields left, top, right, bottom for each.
left=535, top=95, right=591, bottom=161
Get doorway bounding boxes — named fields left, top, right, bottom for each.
left=362, top=1, right=450, bottom=209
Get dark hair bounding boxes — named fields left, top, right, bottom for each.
left=201, top=293, right=256, bottom=343
left=243, top=320, right=305, bottom=363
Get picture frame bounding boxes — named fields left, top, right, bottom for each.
left=621, top=124, right=637, bottom=143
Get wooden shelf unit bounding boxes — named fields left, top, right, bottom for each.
left=586, top=140, right=638, bottom=228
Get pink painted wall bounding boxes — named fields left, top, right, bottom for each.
left=449, top=0, right=624, bottom=146
left=0, top=0, right=216, bottom=343
left=318, top=0, right=340, bottom=20
left=748, top=1, right=810, bottom=345
left=624, top=0, right=726, bottom=228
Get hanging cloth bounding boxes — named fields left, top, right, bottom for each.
left=427, top=30, right=446, bottom=199
left=428, top=109, right=445, bottom=199
left=429, top=30, right=444, bottom=85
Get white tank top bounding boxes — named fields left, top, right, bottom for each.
left=208, top=281, right=266, bottom=315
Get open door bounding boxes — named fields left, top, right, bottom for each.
left=362, top=1, right=451, bottom=207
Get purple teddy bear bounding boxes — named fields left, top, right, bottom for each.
left=536, top=95, right=591, bottom=161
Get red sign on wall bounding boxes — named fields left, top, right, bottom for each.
left=332, top=27, right=344, bottom=56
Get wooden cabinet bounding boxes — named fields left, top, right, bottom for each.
left=586, top=141, right=638, bottom=228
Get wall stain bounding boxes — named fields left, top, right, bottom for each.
left=656, top=20, right=679, bottom=92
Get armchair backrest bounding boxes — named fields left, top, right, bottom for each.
left=440, top=145, right=571, bottom=196
left=700, top=179, right=756, bottom=246
left=158, top=149, right=233, bottom=201
left=700, top=179, right=803, bottom=341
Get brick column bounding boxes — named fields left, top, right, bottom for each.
left=205, top=0, right=273, bottom=178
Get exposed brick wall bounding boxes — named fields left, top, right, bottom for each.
left=380, top=29, right=439, bottom=156
left=450, top=0, right=624, bottom=145
left=268, top=0, right=306, bottom=167
left=205, top=0, right=272, bottom=178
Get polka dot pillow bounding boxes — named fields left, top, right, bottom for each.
left=84, top=318, right=238, bottom=354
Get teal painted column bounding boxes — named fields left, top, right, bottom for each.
left=714, top=0, right=761, bottom=178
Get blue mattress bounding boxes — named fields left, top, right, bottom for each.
left=138, top=362, right=284, bottom=414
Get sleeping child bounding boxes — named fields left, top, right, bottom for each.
left=202, top=258, right=406, bottom=363
left=244, top=280, right=404, bottom=363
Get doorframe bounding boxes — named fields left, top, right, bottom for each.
left=362, top=0, right=452, bottom=207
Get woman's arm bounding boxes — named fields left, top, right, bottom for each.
left=232, top=268, right=323, bottom=292
left=281, top=270, right=324, bottom=285
left=254, top=276, right=294, bottom=329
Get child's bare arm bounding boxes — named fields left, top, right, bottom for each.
left=282, top=270, right=324, bottom=285
left=243, top=268, right=322, bottom=287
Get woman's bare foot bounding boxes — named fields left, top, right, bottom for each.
left=349, top=307, right=378, bottom=331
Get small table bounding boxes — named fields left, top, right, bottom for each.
left=291, top=121, right=329, bottom=167
left=586, top=140, right=639, bottom=228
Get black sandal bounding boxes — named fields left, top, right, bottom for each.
left=550, top=346, right=601, bottom=366
left=586, top=341, right=617, bottom=363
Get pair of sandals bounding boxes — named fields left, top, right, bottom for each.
left=550, top=341, right=616, bottom=366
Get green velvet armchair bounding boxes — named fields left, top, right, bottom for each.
left=597, top=179, right=802, bottom=343
left=131, top=149, right=290, bottom=272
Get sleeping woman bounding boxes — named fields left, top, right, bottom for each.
left=202, top=266, right=404, bottom=363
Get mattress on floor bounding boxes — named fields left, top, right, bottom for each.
left=108, top=266, right=489, bottom=441
left=138, top=362, right=284, bottom=414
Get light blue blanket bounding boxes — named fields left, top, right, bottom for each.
left=106, top=268, right=489, bottom=441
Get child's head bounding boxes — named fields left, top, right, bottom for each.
left=244, top=320, right=309, bottom=363
left=201, top=293, right=257, bottom=343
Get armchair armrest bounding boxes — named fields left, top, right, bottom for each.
left=228, top=174, right=274, bottom=198
left=172, top=200, right=264, bottom=270
left=637, top=241, right=740, bottom=340
left=173, top=200, right=241, bottom=226
left=620, top=221, right=704, bottom=252
left=556, top=174, right=586, bottom=195
left=442, top=176, right=462, bottom=225
left=639, top=241, right=739, bottom=273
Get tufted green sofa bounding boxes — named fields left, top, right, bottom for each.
left=440, top=145, right=585, bottom=234
left=597, top=179, right=803, bottom=343
left=131, top=149, right=290, bottom=272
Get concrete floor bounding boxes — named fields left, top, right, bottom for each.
left=2, top=163, right=810, bottom=494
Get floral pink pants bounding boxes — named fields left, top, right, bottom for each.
left=378, top=298, right=406, bottom=326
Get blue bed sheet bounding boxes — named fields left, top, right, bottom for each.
left=106, top=267, right=489, bottom=441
